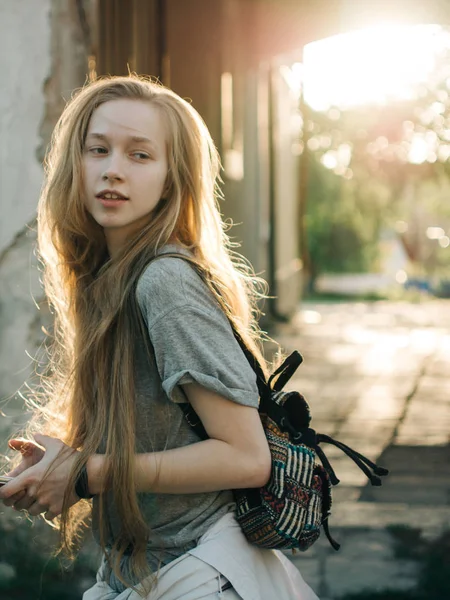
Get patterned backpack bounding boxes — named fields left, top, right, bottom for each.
left=143, top=253, right=389, bottom=552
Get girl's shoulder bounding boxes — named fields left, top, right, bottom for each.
left=137, top=244, right=203, bottom=298
left=136, top=244, right=222, bottom=327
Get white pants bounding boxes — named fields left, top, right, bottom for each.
left=83, top=513, right=319, bottom=600
left=83, top=553, right=240, bottom=599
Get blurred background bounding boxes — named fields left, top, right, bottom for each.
left=0, top=1, right=449, bottom=598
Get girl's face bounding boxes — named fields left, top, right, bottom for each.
left=82, top=98, right=169, bottom=256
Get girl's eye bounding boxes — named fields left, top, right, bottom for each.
left=89, top=147, right=108, bottom=154
left=132, top=152, right=150, bottom=160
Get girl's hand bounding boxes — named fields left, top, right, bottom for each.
left=7, top=437, right=46, bottom=475
left=0, top=434, right=81, bottom=520
left=1, top=438, right=46, bottom=509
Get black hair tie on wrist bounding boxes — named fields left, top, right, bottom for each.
left=75, top=464, right=94, bottom=499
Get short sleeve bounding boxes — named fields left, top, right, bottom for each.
left=136, top=257, right=260, bottom=408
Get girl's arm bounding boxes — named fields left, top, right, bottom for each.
left=88, top=383, right=271, bottom=495
left=0, top=386, right=271, bottom=516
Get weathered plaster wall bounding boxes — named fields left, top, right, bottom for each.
left=0, top=227, right=46, bottom=440
left=0, top=0, right=51, bottom=253
left=0, top=0, right=51, bottom=440
left=0, top=0, right=95, bottom=439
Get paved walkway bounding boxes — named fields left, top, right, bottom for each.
left=265, top=300, right=450, bottom=599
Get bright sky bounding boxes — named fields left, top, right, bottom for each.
left=302, top=24, right=450, bottom=112
left=289, top=23, right=450, bottom=166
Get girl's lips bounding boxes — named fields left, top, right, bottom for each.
left=98, top=198, right=128, bottom=207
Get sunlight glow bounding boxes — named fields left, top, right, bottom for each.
left=408, top=135, right=431, bottom=164
left=427, top=226, right=445, bottom=239
left=396, top=270, right=408, bottom=284
left=302, top=310, right=322, bottom=324
left=303, top=24, right=449, bottom=111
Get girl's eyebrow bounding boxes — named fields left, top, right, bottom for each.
left=86, top=132, right=158, bottom=151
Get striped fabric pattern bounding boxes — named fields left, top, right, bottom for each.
left=235, top=392, right=332, bottom=551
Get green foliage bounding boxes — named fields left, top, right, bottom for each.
left=302, top=37, right=450, bottom=285
left=305, top=153, right=383, bottom=282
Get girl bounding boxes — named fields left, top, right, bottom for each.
left=0, top=76, right=318, bottom=600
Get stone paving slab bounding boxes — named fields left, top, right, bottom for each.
left=266, top=300, right=450, bottom=599
left=326, top=502, right=450, bottom=531
left=290, top=505, right=450, bottom=598
left=290, top=528, right=419, bottom=599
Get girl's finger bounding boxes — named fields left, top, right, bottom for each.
left=44, top=509, right=59, bottom=521
left=2, top=490, right=26, bottom=508
left=8, top=439, right=42, bottom=457
left=0, top=469, right=42, bottom=500
left=13, top=489, right=37, bottom=511
left=27, top=500, right=49, bottom=517
left=8, top=438, right=28, bottom=448
left=6, top=463, right=30, bottom=478
left=9, top=439, right=32, bottom=452
left=13, top=498, right=35, bottom=511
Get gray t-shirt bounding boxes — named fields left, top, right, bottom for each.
left=92, top=244, right=260, bottom=591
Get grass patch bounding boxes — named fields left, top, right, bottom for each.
left=305, top=288, right=433, bottom=304
left=305, top=291, right=389, bottom=303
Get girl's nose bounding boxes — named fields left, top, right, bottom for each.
left=102, top=169, right=122, bottom=182
left=102, top=153, right=124, bottom=181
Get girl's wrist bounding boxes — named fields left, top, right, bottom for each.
left=86, top=454, right=106, bottom=495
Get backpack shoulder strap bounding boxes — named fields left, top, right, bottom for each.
left=268, top=350, right=303, bottom=391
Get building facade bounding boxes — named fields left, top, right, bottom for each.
left=1, top=0, right=447, bottom=418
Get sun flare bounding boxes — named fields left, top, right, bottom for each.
left=303, top=23, right=450, bottom=111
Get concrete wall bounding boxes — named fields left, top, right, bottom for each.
left=0, top=0, right=95, bottom=436
left=0, top=0, right=51, bottom=440
left=0, top=0, right=51, bottom=253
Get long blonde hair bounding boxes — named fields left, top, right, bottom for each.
left=27, top=75, right=277, bottom=593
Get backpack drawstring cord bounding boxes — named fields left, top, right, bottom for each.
left=316, top=433, right=389, bottom=486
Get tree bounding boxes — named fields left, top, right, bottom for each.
left=299, top=33, right=450, bottom=289
left=305, top=152, right=384, bottom=291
